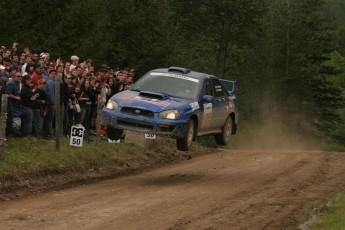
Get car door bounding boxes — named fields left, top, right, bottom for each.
left=211, top=78, right=230, bottom=130
left=198, top=79, right=215, bottom=133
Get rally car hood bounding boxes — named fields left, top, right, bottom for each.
left=112, top=90, right=191, bottom=112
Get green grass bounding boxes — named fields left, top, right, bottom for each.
left=0, top=137, right=143, bottom=176
left=309, top=194, right=345, bottom=230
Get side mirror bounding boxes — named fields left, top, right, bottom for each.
left=202, top=95, right=214, bottom=103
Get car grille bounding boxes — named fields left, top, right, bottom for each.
left=117, top=119, right=154, bottom=131
left=121, top=107, right=154, bottom=118
left=158, top=124, right=175, bottom=132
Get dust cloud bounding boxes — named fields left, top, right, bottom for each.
left=232, top=117, right=322, bottom=151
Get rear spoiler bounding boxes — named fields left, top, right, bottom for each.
left=220, top=79, right=238, bottom=95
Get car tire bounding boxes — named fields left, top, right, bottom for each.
left=107, top=127, right=124, bottom=141
left=215, top=116, right=232, bottom=145
left=176, top=119, right=195, bottom=151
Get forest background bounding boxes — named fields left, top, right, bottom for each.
left=0, top=0, right=345, bottom=150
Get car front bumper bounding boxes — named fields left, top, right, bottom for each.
left=102, top=109, right=189, bottom=139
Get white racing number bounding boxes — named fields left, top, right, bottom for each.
left=145, top=134, right=156, bottom=139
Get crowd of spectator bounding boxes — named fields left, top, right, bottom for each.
left=0, top=42, right=136, bottom=139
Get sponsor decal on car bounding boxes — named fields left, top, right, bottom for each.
left=151, top=72, right=199, bottom=83
left=190, top=102, right=200, bottom=110
left=202, top=103, right=213, bottom=128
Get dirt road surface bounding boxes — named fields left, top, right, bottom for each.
left=1, top=149, right=345, bottom=230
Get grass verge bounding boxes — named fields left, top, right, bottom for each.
left=309, top=194, right=345, bottom=230
left=0, top=136, right=208, bottom=201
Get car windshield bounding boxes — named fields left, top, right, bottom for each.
left=131, top=72, right=200, bottom=100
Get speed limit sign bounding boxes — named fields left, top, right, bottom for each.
left=70, top=125, right=85, bottom=147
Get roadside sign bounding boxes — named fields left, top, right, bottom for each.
left=108, top=138, right=120, bottom=143
left=145, top=134, right=156, bottom=139
left=70, top=125, right=85, bottom=147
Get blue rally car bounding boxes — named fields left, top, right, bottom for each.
left=102, top=67, right=238, bottom=151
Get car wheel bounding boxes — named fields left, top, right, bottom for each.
left=215, top=116, right=232, bottom=145
left=176, top=119, right=195, bottom=151
left=107, top=127, right=124, bottom=141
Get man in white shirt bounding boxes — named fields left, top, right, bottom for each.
left=21, top=55, right=32, bottom=73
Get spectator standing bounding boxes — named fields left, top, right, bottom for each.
left=25, top=63, right=35, bottom=76
left=31, top=64, right=43, bottom=89
left=19, top=74, right=35, bottom=137
left=88, top=77, right=100, bottom=134
left=8, top=67, right=16, bottom=78
left=6, top=71, right=22, bottom=136
left=64, top=62, right=71, bottom=76
left=106, top=77, right=117, bottom=103
left=74, top=84, right=86, bottom=125
left=76, top=66, right=83, bottom=83
left=11, top=54, right=19, bottom=69
left=23, top=47, right=31, bottom=56
left=69, top=55, right=79, bottom=72
left=114, top=71, right=126, bottom=93
left=0, top=72, right=10, bottom=112
left=80, top=79, right=91, bottom=131
left=88, top=66, right=95, bottom=76
left=3, top=57, right=12, bottom=72
left=2, top=49, right=11, bottom=59
left=57, top=72, right=69, bottom=136
left=21, top=55, right=32, bottom=73
left=42, top=68, right=56, bottom=139
left=70, top=68, right=78, bottom=81
left=37, top=57, right=45, bottom=68
left=31, top=53, right=39, bottom=63
left=19, top=53, right=26, bottom=64
left=32, top=78, right=47, bottom=138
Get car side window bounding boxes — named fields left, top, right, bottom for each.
left=212, top=79, right=226, bottom=98
left=201, top=80, right=213, bottom=97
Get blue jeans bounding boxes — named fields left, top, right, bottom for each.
left=43, top=104, right=55, bottom=138
left=20, top=105, right=33, bottom=137
left=33, top=109, right=44, bottom=138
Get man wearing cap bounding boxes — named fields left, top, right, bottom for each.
left=0, top=72, right=10, bottom=109
left=70, top=55, right=79, bottom=72
left=3, top=57, right=12, bottom=72
left=42, top=67, right=57, bottom=139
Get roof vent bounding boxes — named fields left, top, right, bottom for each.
left=168, top=66, right=191, bottom=74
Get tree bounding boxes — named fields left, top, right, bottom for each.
left=261, top=0, right=344, bottom=138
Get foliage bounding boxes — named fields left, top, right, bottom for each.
left=0, top=0, right=345, bottom=147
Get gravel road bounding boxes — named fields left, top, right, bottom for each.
left=2, top=149, right=345, bottom=230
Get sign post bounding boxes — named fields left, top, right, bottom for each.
left=0, top=94, right=8, bottom=157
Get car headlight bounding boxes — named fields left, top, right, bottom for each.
left=106, top=100, right=119, bottom=110
left=160, top=110, right=180, bottom=120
